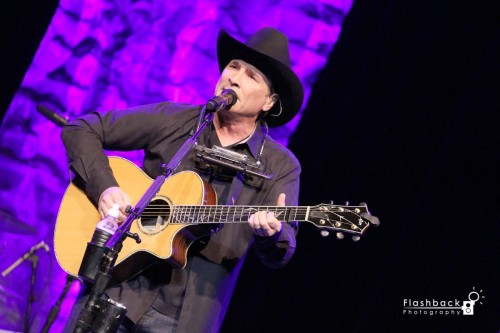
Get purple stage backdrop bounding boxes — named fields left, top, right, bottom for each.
left=0, top=0, right=352, bottom=331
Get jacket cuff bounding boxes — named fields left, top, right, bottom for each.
left=85, top=169, right=119, bottom=206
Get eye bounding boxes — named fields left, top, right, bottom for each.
left=246, top=70, right=258, bottom=81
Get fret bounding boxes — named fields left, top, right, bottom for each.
left=190, top=206, right=195, bottom=223
left=214, top=206, right=220, bottom=222
left=200, top=205, right=205, bottom=223
left=206, top=205, right=211, bottom=223
left=220, top=206, right=227, bottom=223
left=216, top=206, right=221, bottom=222
left=208, top=205, right=213, bottom=223
left=171, top=208, right=176, bottom=224
left=274, top=207, right=285, bottom=221
left=292, top=207, right=297, bottom=221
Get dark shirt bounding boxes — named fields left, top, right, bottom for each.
left=61, top=102, right=300, bottom=332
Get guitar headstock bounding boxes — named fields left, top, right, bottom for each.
left=307, top=203, right=370, bottom=236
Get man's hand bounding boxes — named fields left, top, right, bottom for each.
left=98, top=186, right=131, bottom=222
left=248, top=193, right=286, bottom=237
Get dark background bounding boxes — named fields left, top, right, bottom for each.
left=1, top=1, right=498, bottom=332
left=227, top=1, right=499, bottom=332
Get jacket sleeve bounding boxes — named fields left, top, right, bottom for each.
left=252, top=150, right=301, bottom=269
left=61, top=102, right=194, bottom=205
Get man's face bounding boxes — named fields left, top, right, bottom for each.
left=215, top=59, right=276, bottom=119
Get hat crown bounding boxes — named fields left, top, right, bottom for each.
left=245, top=28, right=291, bottom=67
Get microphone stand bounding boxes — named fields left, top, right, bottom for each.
left=26, top=254, right=38, bottom=333
left=41, top=274, right=75, bottom=333
left=1, top=241, right=49, bottom=333
left=73, top=107, right=215, bottom=332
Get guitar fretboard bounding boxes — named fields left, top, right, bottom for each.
left=171, top=205, right=309, bottom=224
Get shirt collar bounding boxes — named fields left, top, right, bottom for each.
left=208, top=120, right=265, bottom=161
left=241, top=121, right=265, bottom=160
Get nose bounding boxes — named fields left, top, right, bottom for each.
left=228, top=69, right=244, bottom=88
left=229, top=78, right=238, bottom=87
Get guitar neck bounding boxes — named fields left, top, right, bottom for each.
left=141, top=203, right=369, bottom=234
left=169, top=205, right=310, bottom=224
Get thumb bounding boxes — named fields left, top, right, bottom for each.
left=276, top=193, right=286, bottom=206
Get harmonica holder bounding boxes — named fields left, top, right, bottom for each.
left=194, top=145, right=273, bottom=180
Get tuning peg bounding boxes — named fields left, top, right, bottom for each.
left=351, top=235, right=361, bottom=242
left=345, top=201, right=349, bottom=205
left=361, top=212, right=380, bottom=226
left=320, top=230, right=330, bottom=237
left=335, top=232, right=344, bottom=240
left=330, top=200, right=334, bottom=205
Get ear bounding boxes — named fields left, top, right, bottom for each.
left=262, top=94, right=279, bottom=112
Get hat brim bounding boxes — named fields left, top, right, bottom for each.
left=216, top=30, right=304, bottom=127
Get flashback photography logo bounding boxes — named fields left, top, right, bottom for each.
left=403, top=287, right=485, bottom=316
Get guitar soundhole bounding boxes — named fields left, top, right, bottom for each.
left=138, top=196, right=172, bottom=235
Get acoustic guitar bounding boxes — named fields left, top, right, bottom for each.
left=54, top=157, right=371, bottom=283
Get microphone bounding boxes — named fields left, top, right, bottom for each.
left=206, top=89, right=237, bottom=112
left=41, top=241, right=50, bottom=253
left=36, top=105, right=68, bottom=127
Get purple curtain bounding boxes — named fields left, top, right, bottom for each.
left=0, top=0, right=352, bottom=330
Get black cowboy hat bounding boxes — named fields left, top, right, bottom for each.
left=216, top=28, right=304, bottom=127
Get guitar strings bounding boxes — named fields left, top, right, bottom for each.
left=137, top=205, right=367, bottom=227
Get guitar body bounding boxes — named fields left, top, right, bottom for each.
left=54, top=157, right=216, bottom=282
